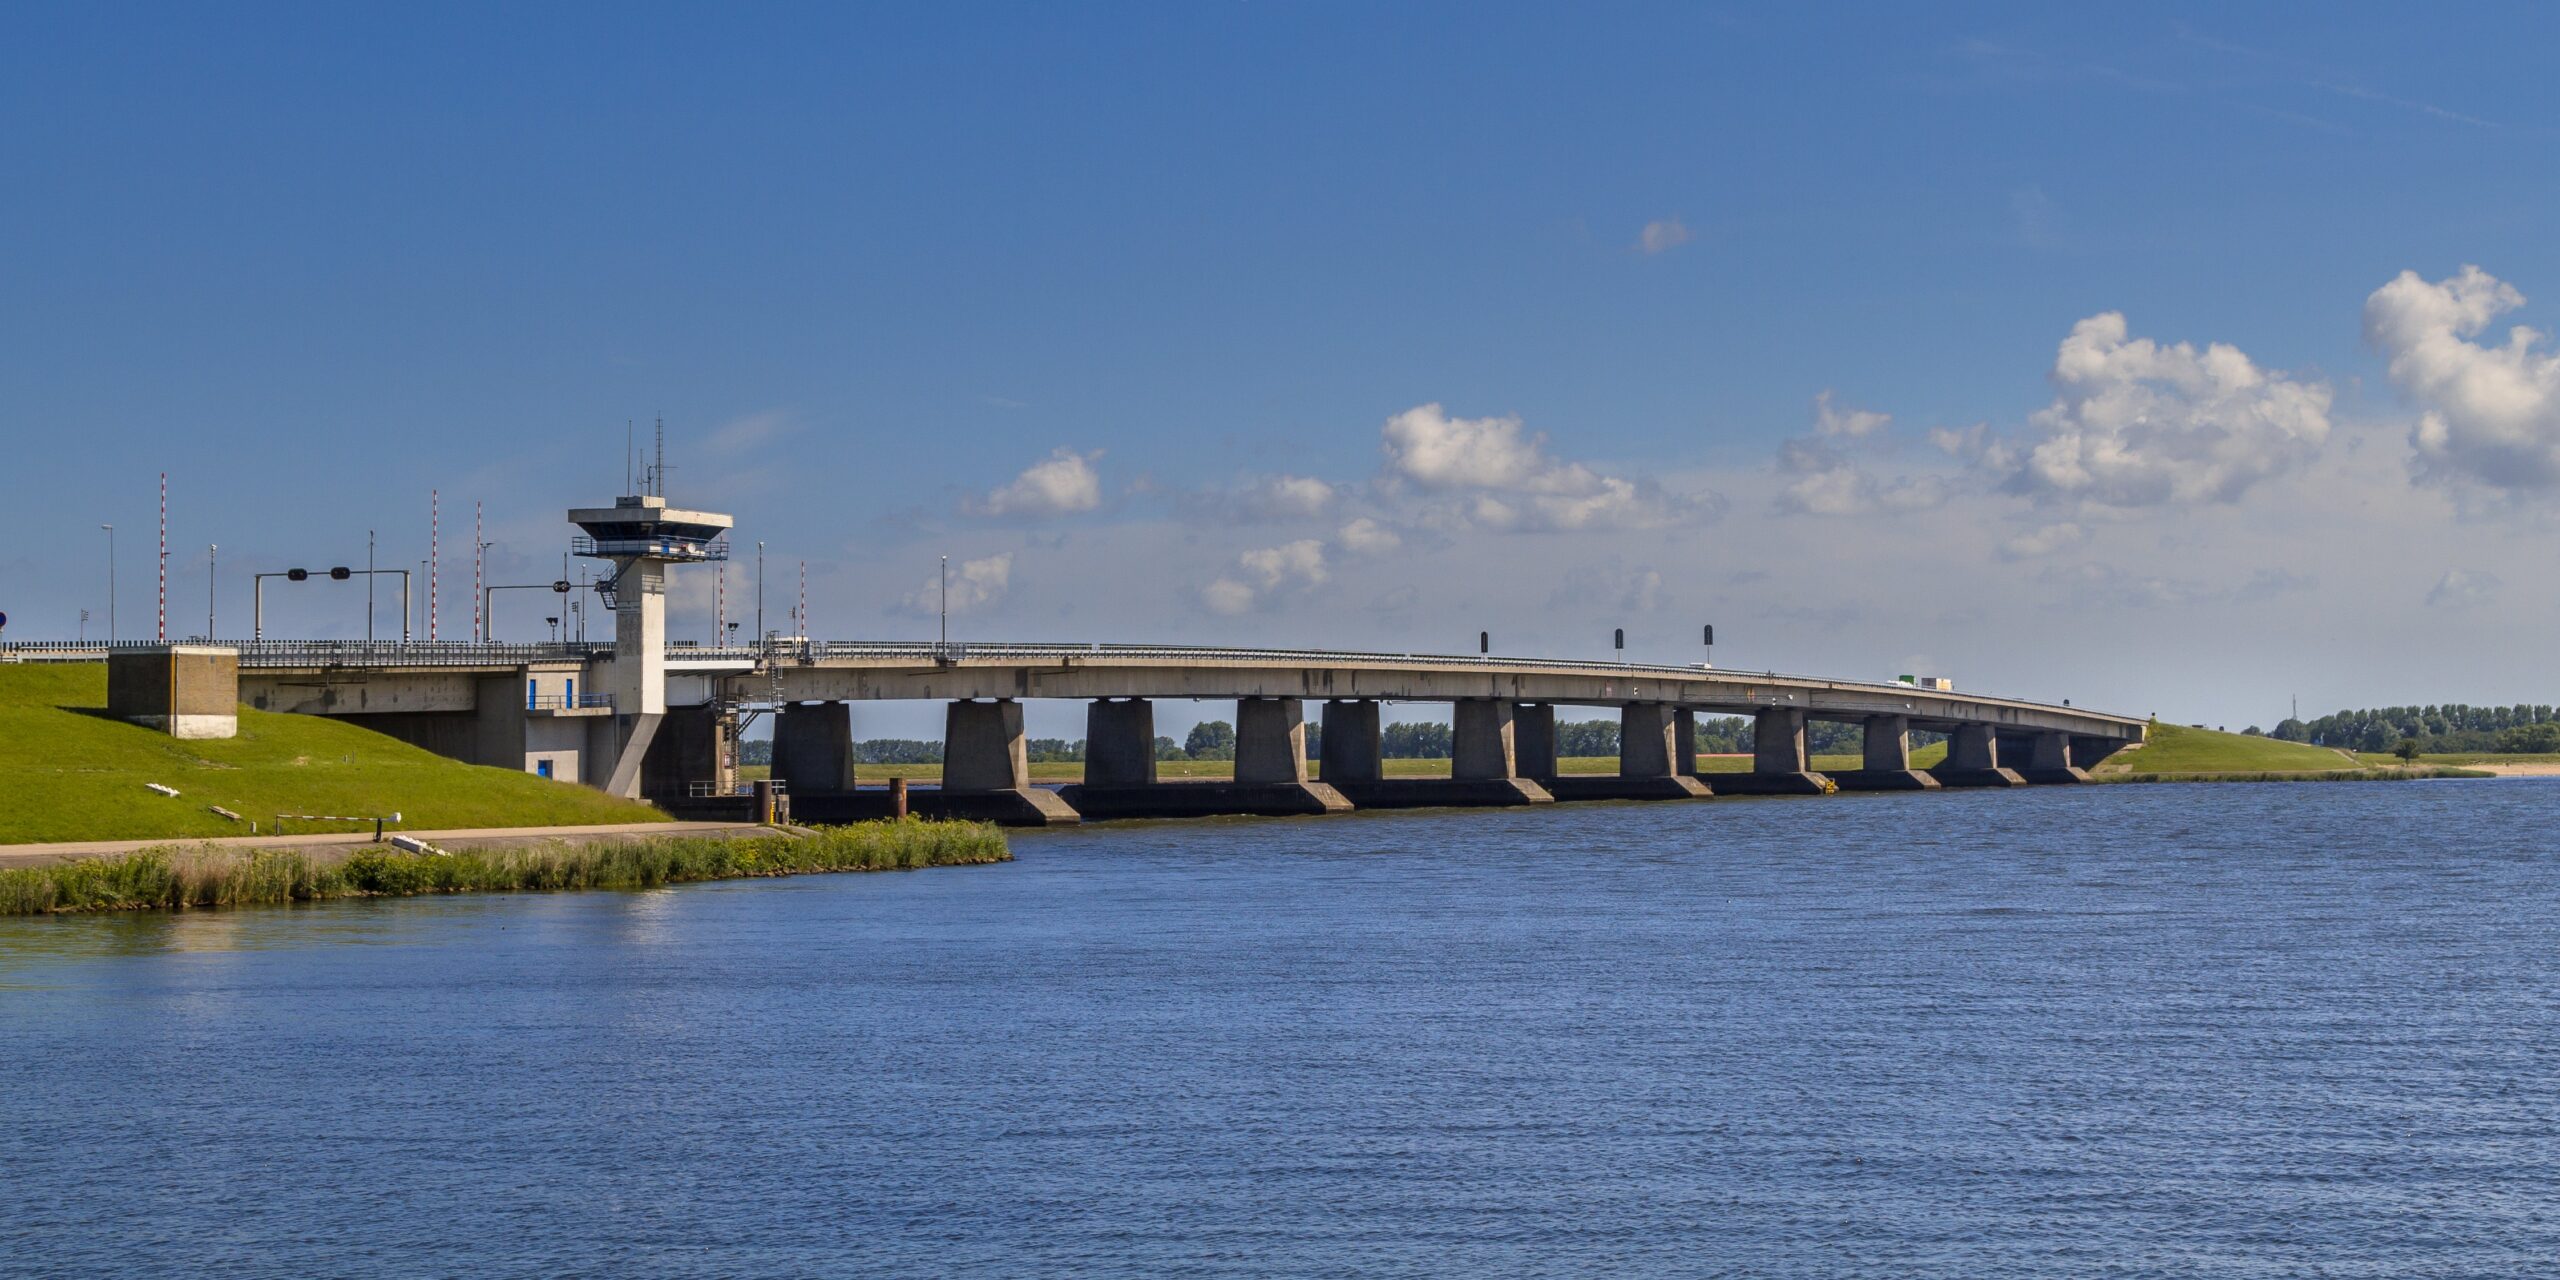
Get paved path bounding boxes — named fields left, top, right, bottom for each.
left=0, top=821, right=783, bottom=867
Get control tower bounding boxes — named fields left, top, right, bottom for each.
left=569, top=490, right=731, bottom=796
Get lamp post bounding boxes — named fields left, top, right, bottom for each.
left=100, top=524, right=115, bottom=644
left=207, top=544, right=218, bottom=641
left=755, top=541, right=766, bottom=644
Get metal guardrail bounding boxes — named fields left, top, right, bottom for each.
left=531, top=693, right=616, bottom=710
left=0, top=637, right=2135, bottom=724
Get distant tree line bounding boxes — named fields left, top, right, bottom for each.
left=2259, top=704, right=2560, bottom=754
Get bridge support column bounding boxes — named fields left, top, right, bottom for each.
left=1673, top=708, right=1700, bottom=779
left=1931, top=724, right=2024, bottom=788
left=641, top=703, right=737, bottom=803
left=1548, top=702, right=1708, bottom=801
left=1716, top=706, right=1834, bottom=795
left=2018, top=730, right=2090, bottom=784
left=939, top=699, right=1079, bottom=825
left=1062, top=697, right=1344, bottom=819
left=1084, top=698, right=1157, bottom=786
left=1830, top=714, right=1940, bottom=791
left=772, top=702, right=854, bottom=795
left=1236, top=697, right=1309, bottom=785
left=1452, top=699, right=1517, bottom=780
left=1515, top=703, right=1559, bottom=784
left=1319, top=700, right=1382, bottom=784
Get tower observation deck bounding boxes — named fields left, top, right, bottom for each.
left=570, top=493, right=732, bottom=796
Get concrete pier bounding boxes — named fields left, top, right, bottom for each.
left=1931, top=724, right=2025, bottom=788
left=1547, top=702, right=1709, bottom=801
left=2017, top=729, right=2091, bottom=784
left=1068, top=696, right=1349, bottom=819
left=1516, top=703, right=1559, bottom=783
left=1715, top=707, right=1832, bottom=796
left=771, top=702, right=854, bottom=795
left=1084, top=697, right=1158, bottom=786
left=943, top=698, right=1079, bottom=825
left=1319, top=699, right=1383, bottom=784
left=1830, top=713, right=1940, bottom=791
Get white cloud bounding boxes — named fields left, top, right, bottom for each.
left=2365, top=265, right=2560, bottom=490
left=1813, top=390, right=1890, bottom=439
left=2425, top=567, right=2501, bottom=609
left=1637, top=218, right=1692, bottom=254
left=1201, top=539, right=1328, bottom=615
left=1336, top=516, right=1402, bottom=555
left=2003, top=312, right=2333, bottom=507
left=972, top=448, right=1103, bottom=516
left=1231, top=473, right=1335, bottom=520
left=1772, top=393, right=1949, bottom=517
left=1379, top=403, right=1692, bottom=531
left=1998, top=521, right=2090, bottom=559
left=900, top=553, right=1013, bottom=616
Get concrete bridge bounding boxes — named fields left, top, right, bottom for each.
left=16, top=637, right=2147, bottom=826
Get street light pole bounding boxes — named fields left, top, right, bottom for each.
left=207, top=544, right=218, bottom=641
left=755, top=541, right=766, bottom=643
left=100, top=524, right=115, bottom=645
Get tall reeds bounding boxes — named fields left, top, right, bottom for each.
left=0, top=821, right=1009, bottom=915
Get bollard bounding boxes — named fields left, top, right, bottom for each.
left=889, top=776, right=908, bottom=820
left=752, top=779, right=777, bottom=825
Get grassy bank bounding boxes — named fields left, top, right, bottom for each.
left=2091, top=723, right=2489, bottom=781
left=0, top=821, right=1009, bottom=915
left=1, top=664, right=662, bottom=844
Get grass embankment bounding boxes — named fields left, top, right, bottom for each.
left=2093, top=722, right=2487, bottom=782
left=0, top=664, right=663, bottom=844
left=0, top=821, right=1008, bottom=915
left=742, top=742, right=1954, bottom=784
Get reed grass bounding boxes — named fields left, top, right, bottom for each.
left=0, top=821, right=1009, bottom=915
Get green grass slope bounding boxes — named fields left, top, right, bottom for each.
left=2103, top=723, right=2366, bottom=775
left=0, top=664, right=665, bottom=844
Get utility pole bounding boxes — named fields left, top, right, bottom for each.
left=100, top=523, right=114, bottom=644
left=157, top=473, right=167, bottom=643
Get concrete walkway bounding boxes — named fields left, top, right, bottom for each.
left=0, top=821, right=784, bottom=868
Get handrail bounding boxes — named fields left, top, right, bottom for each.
left=0, top=637, right=2136, bottom=724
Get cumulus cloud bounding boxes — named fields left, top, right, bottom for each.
left=1202, top=539, right=1328, bottom=615
left=1378, top=403, right=1693, bottom=531
left=900, top=553, right=1013, bottom=616
left=1637, top=218, right=1692, bottom=254
left=1184, top=473, right=1336, bottom=523
left=2425, top=568, right=2501, bottom=609
left=2365, top=265, right=2560, bottom=490
left=971, top=448, right=1103, bottom=516
left=1336, top=516, right=1402, bottom=555
left=1772, top=394, right=1949, bottom=516
left=2002, top=312, right=2333, bottom=507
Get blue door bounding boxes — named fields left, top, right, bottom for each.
left=565, top=677, right=575, bottom=707
left=536, top=759, right=554, bottom=779
left=527, top=678, right=538, bottom=710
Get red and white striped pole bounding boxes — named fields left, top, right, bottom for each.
left=156, top=472, right=167, bottom=643
left=798, top=561, right=807, bottom=638
left=716, top=565, right=726, bottom=643
left=429, top=489, right=439, bottom=642
left=473, top=500, right=483, bottom=644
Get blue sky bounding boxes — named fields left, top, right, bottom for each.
left=6, top=4, right=2559, bottom=736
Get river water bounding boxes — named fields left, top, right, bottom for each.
left=5, top=781, right=2557, bottom=1278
